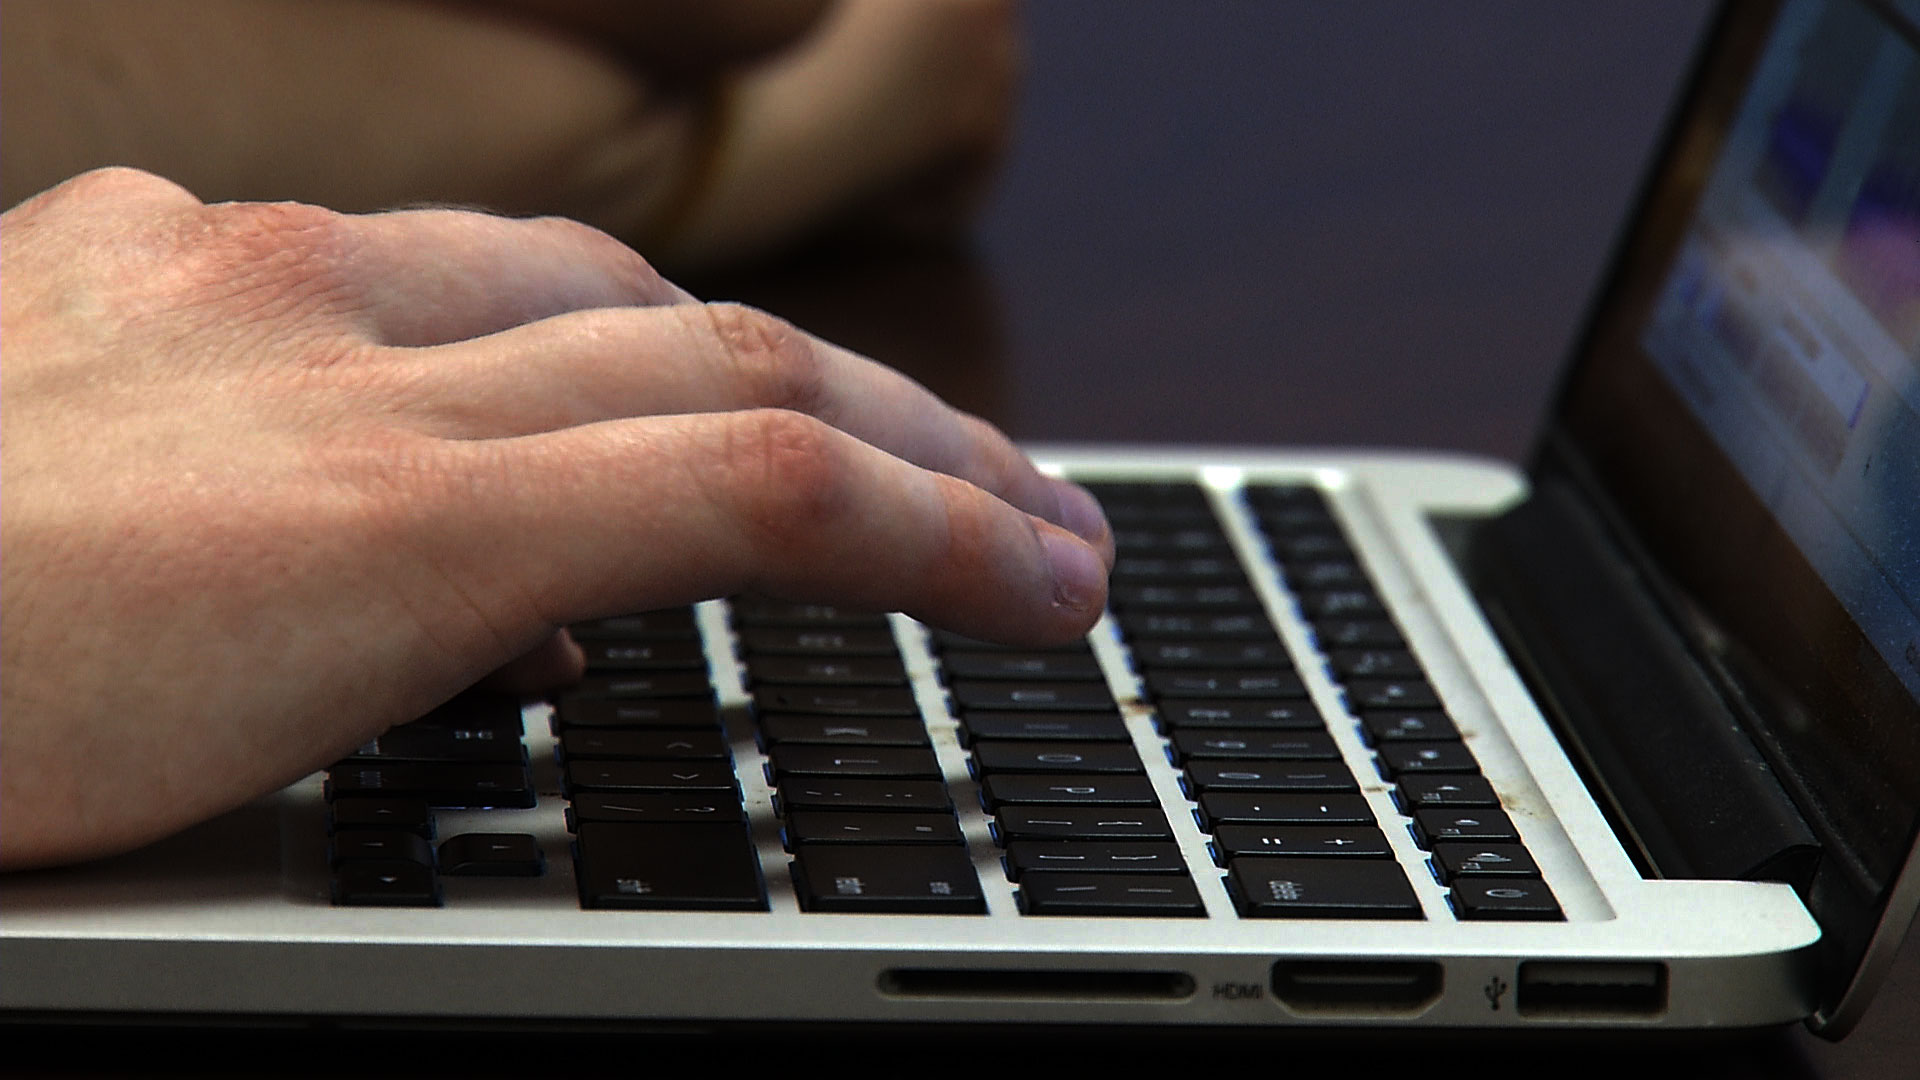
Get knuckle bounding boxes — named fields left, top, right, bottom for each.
left=55, top=166, right=202, bottom=208
left=699, top=302, right=830, bottom=415
left=719, top=408, right=850, bottom=550
left=524, top=215, right=668, bottom=299
left=166, top=201, right=363, bottom=335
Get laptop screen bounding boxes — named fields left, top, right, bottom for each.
left=1558, top=0, right=1918, bottom=982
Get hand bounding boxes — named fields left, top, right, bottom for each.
left=0, top=168, right=1111, bottom=869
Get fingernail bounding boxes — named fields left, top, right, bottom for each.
left=1042, top=531, right=1108, bottom=614
left=1051, top=479, right=1112, bottom=552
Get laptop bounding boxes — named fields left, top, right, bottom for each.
left=4, top=0, right=1916, bottom=1040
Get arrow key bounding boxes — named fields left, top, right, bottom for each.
left=332, top=860, right=441, bottom=907
left=438, top=833, right=545, bottom=877
left=785, top=811, right=964, bottom=846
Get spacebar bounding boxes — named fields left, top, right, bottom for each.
left=574, top=823, right=769, bottom=911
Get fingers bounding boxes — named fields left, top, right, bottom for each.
left=337, top=209, right=695, bottom=347
left=395, top=301, right=1113, bottom=560
left=433, top=408, right=1109, bottom=646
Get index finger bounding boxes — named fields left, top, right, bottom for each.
left=422, top=408, right=1109, bottom=647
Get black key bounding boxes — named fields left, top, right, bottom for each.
left=1156, top=699, right=1323, bottom=730
left=1268, top=532, right=1353, bottom=562
left=786, top=811, right=964, bottom=846
left=960, top=712, right=1129, bottom=743
left=1111, top=556, right=1246, bottom=583
left=791, top=845, right=985, bottom=914
left=328, top=797, right=434, bottom=837
left=776, top=778, right=953, bottom=814
left=331, top=861, right=441, bottom=907
left=1281, top=561, right=1368, bottom=590
left=766, top=745, right=943, bottom=780
left=1243, top=484, right=1330, bottom=513
left=564, top=761, right=738, bottom=794
left=1396, top=774, right=1500, bottom=810
left=1198, top=793, right=1375, bottom=828
left=1004, top=841, right=1187, bottom=878
left=344, top=724, right=527, bottom=765
left=1347, top=679, right=1443, bottom=711
left=940, top=651, right=1105, bottom=681
left=730, top=597, right=889, bottom=628
left=1171, top=729, right=1340, bottom=761
left=1109, top=584, right=1260, bottom=610
left=980, top=774, right=1160, bottom=808
left=1100, top=502, right=1218, bottom=526
left=578, top=639, right=706, bottom=672
left=1211, top=825, right=1392, bottom=860
left=1119, top=611, right=1276, bottom=640
left=568, top=672, right=714, bottom=700
left=1377, top=742, right=1480, bottom=777
left=437, top=833, right=544, bottom=877
left=329, top=830, right=433, bottom=867
left=949, top=681, right=1116, bottom=712
left=1329, top=648, right=1425, bottom=680
left=1312, top=619, right=1405, bottom=648
left=1412, top=808, right=1521, bottom=847
left=555, top=697, right=721, bottom=730
left=1112, top=528, right=1230, bottom=555
left=1228, top=857, right=1421, bottom=919
left=752, top=685, right=919, bottom=717
left=993, top=806, right=1174, bottom=842
left=568, top=609, right=698, bottom=640
left=567, top=792, right=746, bottom=827
left=1360, top=710, right=1460, bottom=743
left=1257, top=506, right=1340, bottom=534
left=561, top=729, right=730, bottom=761
left=746, top=655, right=908, bottom=687
left=970, top=741, right=1143, bottom=775
left=575, top=823, right=767, bottom=911
left=1298, top=590, right=1386, bottom=619
left=327, top=763, right=534, bottom=808
left=1430, top=843, right=1540, bottom=881
left=927, top=628, right=1092, bottom=653
left=1019, top=873, right=1205, bottom=917
left=738, top=627, right=898, bottom=656
left=1184, top=761, right=1357, bottom=794
left=759, top=715, right=930, bottom=746
left=1145, top=670, right=1305, bottom=700
left=406, top=693, right=526, bottom=737
left=1081, top=480, right=1210, bottom=505
left=1131, top=639, right=1292, bottom=670
left=1452, top=878, right=1562, bottom=921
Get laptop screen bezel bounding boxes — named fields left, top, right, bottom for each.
left=1539, top=0, right=1920, bottom=1027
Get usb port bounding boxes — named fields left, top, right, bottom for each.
left=1516, top=961, right=1668, bottom=1017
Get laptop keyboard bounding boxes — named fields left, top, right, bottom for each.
left=324, top=480, right=1561, bottom=922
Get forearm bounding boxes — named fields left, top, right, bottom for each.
left=0, top=0, right=692, bottom=233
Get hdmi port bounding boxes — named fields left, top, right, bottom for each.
left=1272, top=960, right=1443, bottom=1015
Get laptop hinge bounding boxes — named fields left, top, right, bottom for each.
left=1460, top=451, right=1821, bottom=891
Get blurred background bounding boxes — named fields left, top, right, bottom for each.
left=710, top=0, right=1718, bottom=462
